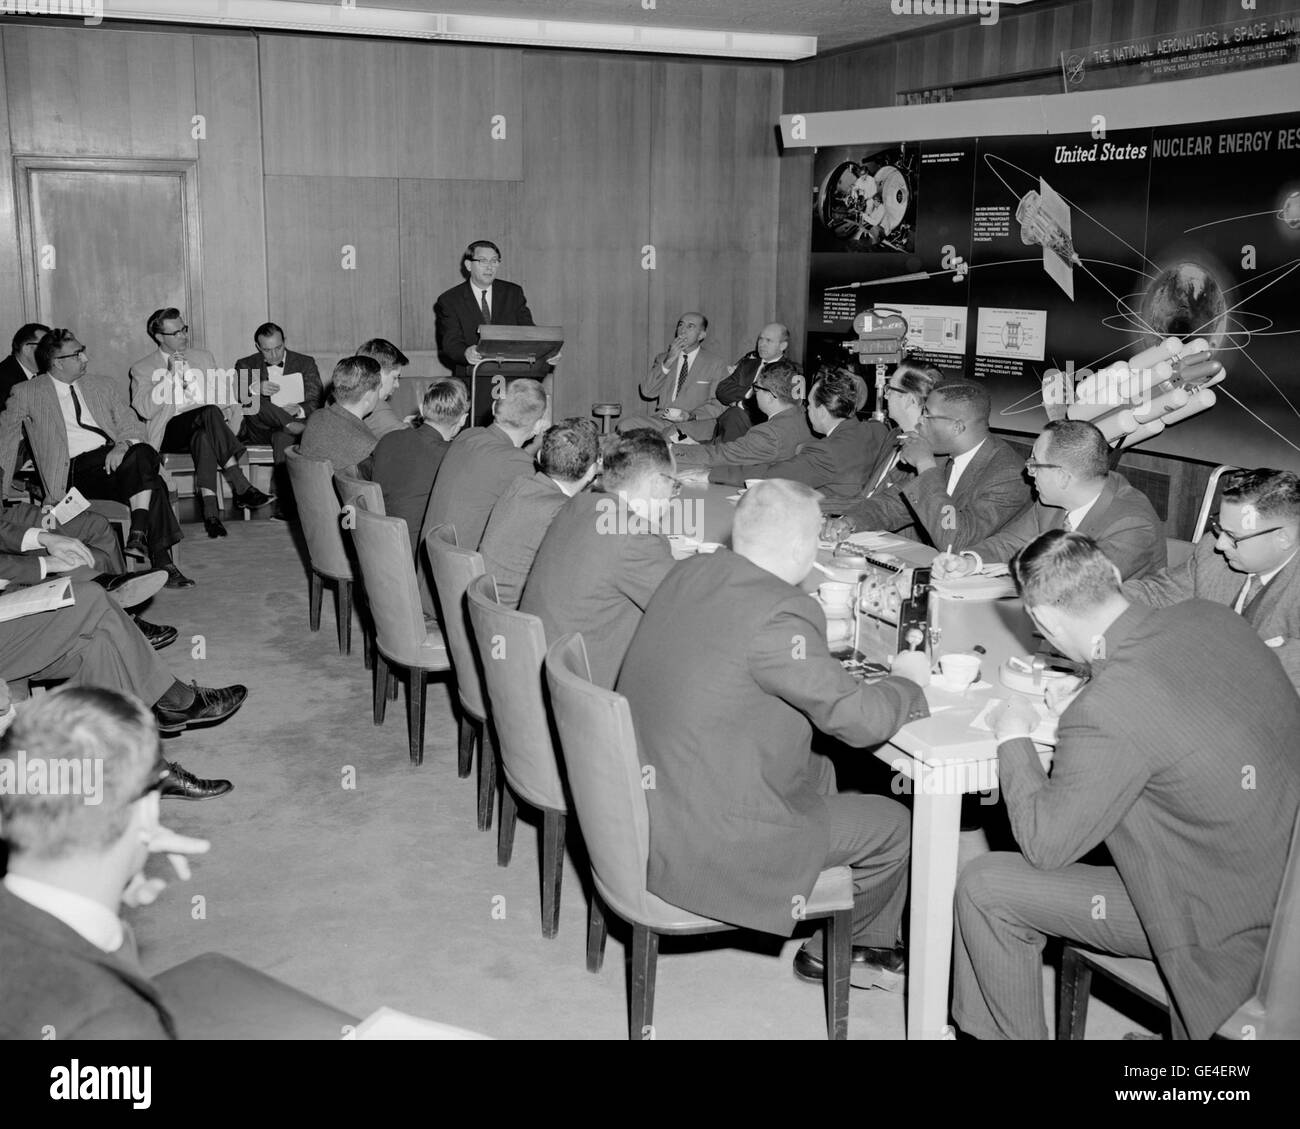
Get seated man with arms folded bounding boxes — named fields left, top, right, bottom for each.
left=420, top=378, right=549, bottom=554
left=671, top=361, right=812, bottom=487
left=356, top=339, right=411, bottom=441
left=520, top=430, right=677, bottom=689
left=932, top=419, right=1165, bottom=582
left=298, top=356, right=384, bottom=478
left=479, top=417, right=600, bottom=608
left=822, top=362, right=940, bottom=541
left=371, top=379, right=469, bottom=551
left=1123, top=467, right=1300, bottom=690
left=953, top=531, right=1300, bottom=1039
left=755, top=372, right=885, bottom=510
left=618, top=479, right=929, bottom=985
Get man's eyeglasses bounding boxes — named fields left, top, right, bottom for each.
left=54, top=348, right=86, bottom=361
left=159, top=326, right=189, bottom=337
left=1025, top=459, right=1062, bottom=473
left=470, top=258, right=501, bottom=266
left=919, top=409, right=957, bottom=422
left=132, top=752, right=171, bottom=801
left=1208, top=515, right=1281, bottom=548
left=657, top=473, right=683, bottom=498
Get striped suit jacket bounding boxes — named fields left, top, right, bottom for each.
left=0, top=373, right=148, bottom=500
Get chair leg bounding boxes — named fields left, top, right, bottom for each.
left=587, top=894, right=608, bottom=974
left=337, top=579, right=352, bottom=655
left=476, top=722, right=497, bottom=832
left=406, top=669, right=428, bottom=766
left=541, top=810, right=565, bottom=940
left=373, top=652, right=389, bottom=726
left=497, top=785, right=518, bottom=867
left=457, top=714, right=476, bottom=779
left=1058, top=945, right=1092, bottom=1040
left=824, top=910, right=851, bottom=1041
left=362, top=625, right=374, bottom=671
left=629, top=924, right=660, bottom=1040
left=308, top=571, right=323, bottom=632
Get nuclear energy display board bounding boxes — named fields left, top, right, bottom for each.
left=805, top=111, right=1300, bottom=470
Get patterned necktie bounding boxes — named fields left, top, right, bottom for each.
left=479, top=288, right=491, bottom=324
left=70, top=385, right=112, bottom=446
left=672, top=356, right=690, bottom=401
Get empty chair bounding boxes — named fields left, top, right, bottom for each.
left=544, top=632, right=855, bottom=1040
left=425, top=524, right=495, bottom=830
left=285, top=446, right=362, bottom=659
left=1058, top=809, right=1300, bottom=1040
left=465, top=574, right=568, bottom=938
left=349, top=505, right=452, bottom=764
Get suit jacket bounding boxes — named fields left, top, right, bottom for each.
left=370, top=423, right=452, bottom=549
left=762, top=417, right=886, bottom=507
left=672, top=406, right=813, bottom=487
left=232, top=348, right=324, bottom=418
left=640, top=348, right=730, bottom=441
left=619, top=549, right=928, bottom=937
left=298, top=403, right=378, bottom=478
left=971, top=471, right=1166, bottom=580
left=0, top=354, right=36, bottom=413
left=837, top=426, right=922, bottom=535
left=996, top=601, right=1300, bottom=1039
left=519, top=490, right=676, bottom=688
left=0, top=374, right=148, bottom=500
left=0, top=504, right=123, bottom=585
left=1124, top=537, right=1300, bottom=690
left=434, top=279, right=537, bottom=380
left=898, top=433, right=1031, bottom=550
left=0, top=885, right=175, bottom=1039
left=129, top=346, right=240, bottom=451
left=479, top=471, right=571, bottom=609
left=420, top=423, right=535, bottom=553
left=714, top=352, right=795, bottom=428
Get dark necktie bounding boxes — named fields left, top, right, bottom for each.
left=940, top=456, right=955, bottom=492
left=70, top=385, right=112, bottom=449
left=114, top=919, right=142, bottom=970
left=672, top=356, right=690, bottom=401
left=479, top=289, right=491, bottom=324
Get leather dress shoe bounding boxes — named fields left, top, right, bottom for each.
left=233, top=486, right=275, bottom=510
left=93, top=569, right=167, bottom=610
left=124, top=530, right=150, bottom=562
left=133, top=616, right=178, bottom=651
left=154, top=682, right=247, bottom=733
left=792, top=944, right=906, bottom=991
left=204, top=516, right=228, bottom=538
left=160, top=761, right=233, bottom=801
left=162, top=563, right=196, bottom=589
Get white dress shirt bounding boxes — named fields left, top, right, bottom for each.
left=1064, top=489, right=1103, bottom=533
left=945, top=438, right=986, bottom=494
left=53, top=380, right=109, bottom=459
left=3, top=873, right=124, bottom=954
left=1235, top=550, right=1299, bottom=613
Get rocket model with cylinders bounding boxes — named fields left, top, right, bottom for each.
left=1040, top=336, right=1225, bottom=449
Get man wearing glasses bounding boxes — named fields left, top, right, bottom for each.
left=1123, top=468, right=1299, bottom=690
left=130, top=308, right=274, bottom=540
left=434, top=240, right=547, bottom=427
left=932, top=419, right=1165, bottom=582
left=0, top=323, right=49, bottom=413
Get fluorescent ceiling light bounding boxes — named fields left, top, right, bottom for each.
left=94, top=0, right=817, bottom=60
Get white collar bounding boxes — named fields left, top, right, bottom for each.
left=4, top=872, right=124, bottom=954
left=1065, top=486, right=1105, bottom=531
left=947, top=438, right=986, bottom=485
left=1259, top=549, right=1299, bottom=588
left=18, top=358, right=37, bottom=379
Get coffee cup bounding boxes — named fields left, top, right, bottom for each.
left=939, top=652, right=981, bottom=690
left=818, top=582, right=853, bottom=613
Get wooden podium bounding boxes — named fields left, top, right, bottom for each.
left=469, top=325, right=563, bottom=427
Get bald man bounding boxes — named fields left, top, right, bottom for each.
left=618, top=479, right=929, bottom=986
left=712, top=323, right=798, bottom=443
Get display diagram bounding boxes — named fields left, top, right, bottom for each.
left=812, top=144, right=918, bottom=253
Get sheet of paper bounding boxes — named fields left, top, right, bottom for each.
left=0, top=577, right=75, bottom=624
left=270, top=371, right=305, bottom=409
left=969, top=696, right=1059, bottom=746
left=51, top=487, right=91, bottom=526
left=351, top=1006, right=491, bottom=1040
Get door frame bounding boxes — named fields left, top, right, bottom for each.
left=12, top=155, right=204, bottom=345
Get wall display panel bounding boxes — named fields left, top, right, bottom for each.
left=805, top=112, right=1300, bottom=471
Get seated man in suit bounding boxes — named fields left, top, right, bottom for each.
left=480, top=417, right=600, bottom=608
left=0, top=329, right=194, bottom=589
left=887, top=379, right=1030, bottom=551
left=754, top=372, right=886, bottom=509
left=711, top=322, right=795, bottom=443
left=298, top=356, right=384, bottom=479
left=822, top=362, right=941, bottom=541
left=420, top=378, right=548, bottom=554
left=357, top=338, right=411, bottom=440
left=0, top=322, right=48, bottom=413
left=130, top=308, right=274, bottom=539
left=671, top=361, right=813, bottom=487
left=371, top=379, right=469, bottom=551
left=933, top=419, right=1165, bottom=582
left=521, top=430, right=677, bottom=689
left=1, top=687, right=355, bottom=1038
left=619, top=479, right=929, bottom=985
left=1123, top=467, right=1299, bottom=690
left=953, top=531, right=1300, bottom=1039
left=622, top=312, right=729, bottom=440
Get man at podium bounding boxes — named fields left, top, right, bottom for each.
left=435, top=239, right=553, bottom=425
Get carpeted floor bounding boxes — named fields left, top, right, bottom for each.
left=130, top=519, right=1155, bottom=1040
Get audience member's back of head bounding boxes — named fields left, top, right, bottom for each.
left=332, top=355, right=382, bottom=405
left=601, top=429, right=672, bottom=496
left=540, top=417, right=600, bottom=483
left=421, top=378, right=469, bottom=426
left=733, top=479, right=823, bottom=559
left=932, top=379, right=992, bottom=428
left=1012, top=530, right=1121, bottom=616
left=810, top=372, right=860, bottom=420
left=493, top=379, right=548, bottom=431
left=754, top=360, right=802, bottom=406
left=1043, top=419, right=1110, bottom=480
left=355, top=338, right=409, bottom=370
left=0, top=687, right=158, bottom=862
